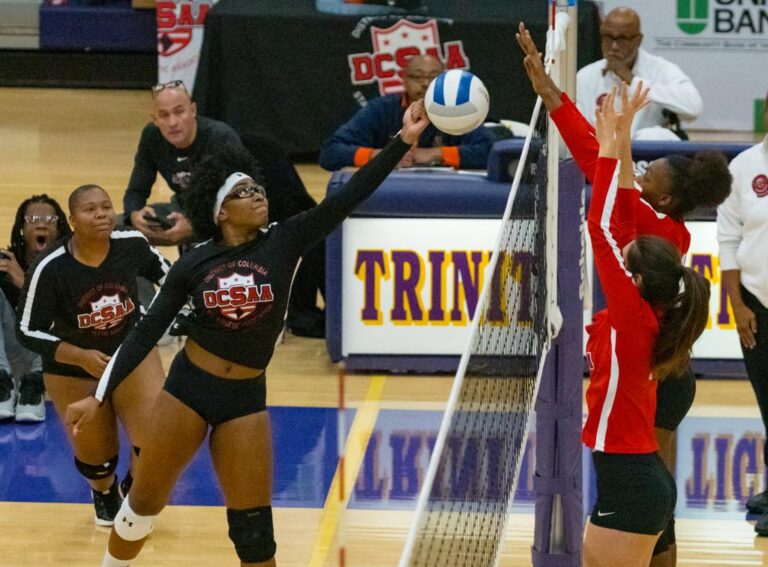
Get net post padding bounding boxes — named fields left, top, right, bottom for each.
left=532, top=3, right=583, bottom=566
left=531, top=160, right=584, bottom=567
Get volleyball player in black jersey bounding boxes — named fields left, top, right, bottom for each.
left=65, top=101, right=429, bottom=567
left=16, top=184, right=170, bottom=526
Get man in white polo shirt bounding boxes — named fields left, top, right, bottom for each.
left=717, top=93, right=768, bottom=534
left=577, top=7, right=702, bottom=140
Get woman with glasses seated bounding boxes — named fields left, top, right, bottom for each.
left=16, top=185, right=170, bottom=526
left=65, top=100, right=431, bottom=567
left=0, top=196, right=71, bottom=422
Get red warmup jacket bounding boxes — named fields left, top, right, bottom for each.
left=550, top=93, right=691, bottom=256
left=583, top=157, right=660, bottom=453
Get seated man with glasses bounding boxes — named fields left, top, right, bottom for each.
left=124, top=80, right=246, bottom=247
left=319, top=54, right=493, bottom=171
left=577, top=7, right=702, bottom=140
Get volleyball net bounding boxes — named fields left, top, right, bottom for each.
left=399, top=4, right=584, bottom=566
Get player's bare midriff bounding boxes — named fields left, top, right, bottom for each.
left=184, top=338, right=265, bottom=380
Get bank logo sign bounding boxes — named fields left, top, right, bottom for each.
left=674, top=0, right=768, bottom=36
left=677, top=0, right=708, bottom=34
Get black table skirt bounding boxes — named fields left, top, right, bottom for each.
left=194, top=0, right=601, bottom=155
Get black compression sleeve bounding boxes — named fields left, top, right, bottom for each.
left=285, top=134, right=411, bottom=251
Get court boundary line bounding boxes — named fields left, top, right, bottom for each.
left=308, top=375, right=386, bottom=567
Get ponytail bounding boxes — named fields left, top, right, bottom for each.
left=626, top=236, right=710, bottom=379
left=652, top=266, right=710, bottom=379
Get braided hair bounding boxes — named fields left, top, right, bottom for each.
left=9, top=194, right=71, bottom=270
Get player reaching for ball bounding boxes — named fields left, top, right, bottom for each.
left=66, top=100, right=431, bottom=567
left=583, top=83, right=710, bottom=567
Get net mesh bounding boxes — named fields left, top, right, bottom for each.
left=403, top=106, right=552, bottom=566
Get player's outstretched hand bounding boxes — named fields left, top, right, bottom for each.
left=595, top=88, right=620, bottom=155
left=66, top=395, right=100, bottom=437
left=401, top=99, right=429, bottom=145
left=617, top=80, right=650, bottom=133
left=515, top=22, right=562, bottom=110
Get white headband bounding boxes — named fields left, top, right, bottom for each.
left=213, top=172, right=250, bottom=225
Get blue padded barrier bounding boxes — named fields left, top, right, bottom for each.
left=40, top=0, right=156, bottom=53
left=325, top=169, right=522, bottom=218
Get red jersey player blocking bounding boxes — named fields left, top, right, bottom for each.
left=517, top=23, right=731, bottom=566
left=582, top=85, right=710, bottom=566
left=65, top=101, right=431, bottom=567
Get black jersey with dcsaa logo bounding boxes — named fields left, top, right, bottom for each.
left=16, top=228, right=171, bottom=378
left=95, top=135, right=411, bottom=401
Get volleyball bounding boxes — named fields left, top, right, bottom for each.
left=424, top=70, right=490, bottom=135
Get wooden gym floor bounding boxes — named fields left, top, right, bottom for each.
left=0, top=88, right=766, bottom=566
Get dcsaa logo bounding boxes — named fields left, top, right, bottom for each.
left=348, top=19, right=469, bottom=96
left=156, top=1, right=214, bottom=57
left=78, top=294, right=136, bottom=330
left=203, top=272, right=274, bottom=321
left=677, top=0, right=708, bottom=34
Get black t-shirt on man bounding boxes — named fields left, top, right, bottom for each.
left=123, top=116, right=244, bottom=218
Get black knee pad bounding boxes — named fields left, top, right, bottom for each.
left=74, top=455, right=118, bottom=480
left=227, top=506, right=276, bottom=563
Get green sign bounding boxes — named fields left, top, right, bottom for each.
left=756, top=99, right=767, bottom=133
left=677, top=0, right=708, bottom=34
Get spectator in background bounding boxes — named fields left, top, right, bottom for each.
left=124, top=80, right=245, bottom=247
left=0, top=195, right=71, bottom=422
left=319, top=55, right=494, bottom=171
left=717, top=93, right=768, bottom=536
left=577, top=7, right=702, bottom=141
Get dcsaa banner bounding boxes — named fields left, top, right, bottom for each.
left=597, top=0, right=767, bottom=131
left=348, top=18, right=470, bottom=102
left=156, top=0, right=218, bottom=92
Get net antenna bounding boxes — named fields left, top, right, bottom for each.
left=399, top=7, right=572, bottom=567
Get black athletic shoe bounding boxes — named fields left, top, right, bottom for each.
left=756, top=510, right=768, bottom=536
left=93, top=477, right=123, bottom=527
left=747, top=490, right=768, bottom=515
left=0, top=370, right=16, bottom=420
left=15, top=371, right=45, bottom=423
left=119, top=471, right=133, bottom=499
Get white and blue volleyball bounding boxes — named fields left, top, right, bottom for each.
left=424, top=70, right=489, bottom=136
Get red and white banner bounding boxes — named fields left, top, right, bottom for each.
left=156, top=0, right=218, bottom=91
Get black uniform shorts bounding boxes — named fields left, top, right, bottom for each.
left=654, top=368, right=696, bottom=431
left=590, top=451, right=676, bottom=536
left=44, top=360, right=97, bottom=380
left=164, top=349, right=267, bottom=427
